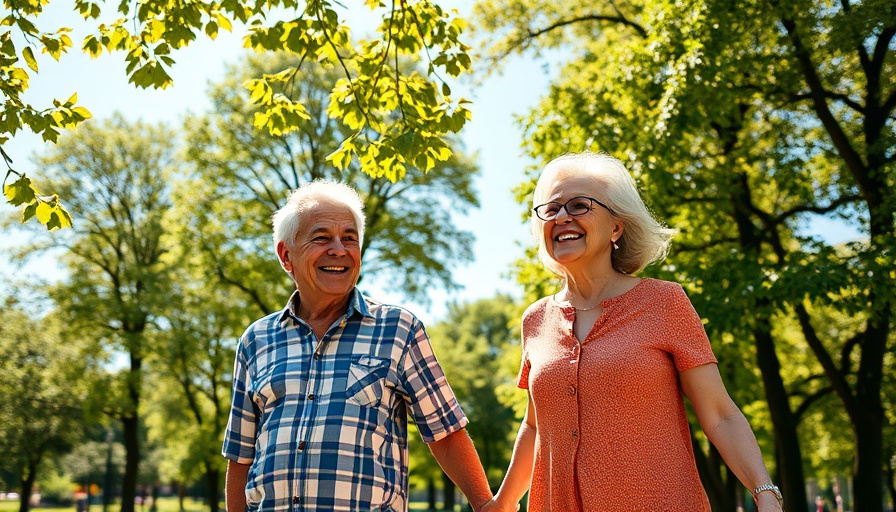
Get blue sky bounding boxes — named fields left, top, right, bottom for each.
left=3, top=1, right=557, bottom=324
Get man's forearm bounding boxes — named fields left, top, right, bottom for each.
left=428, top=429, right=493, bottom=511
left=225, top=460, right=250, bottom=512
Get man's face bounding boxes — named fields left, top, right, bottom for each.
left=277, top=199, right=362, bottom=305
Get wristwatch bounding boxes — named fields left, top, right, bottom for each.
left=753, top=483, right=783, bottom=503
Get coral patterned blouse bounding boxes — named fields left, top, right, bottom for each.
left=518, top=278, right=716, bottom=512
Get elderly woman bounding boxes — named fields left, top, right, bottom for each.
left=485, top=153, right=783, bottom=511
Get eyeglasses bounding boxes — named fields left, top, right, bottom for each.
left=533, top=196, right=615, bottom=221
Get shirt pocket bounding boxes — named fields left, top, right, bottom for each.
left=346, top=355, right=391, bottom=407
left=252, top=362, right=304, bottom=412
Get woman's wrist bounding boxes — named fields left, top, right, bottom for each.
left=755, top=490, right=784, bottom=511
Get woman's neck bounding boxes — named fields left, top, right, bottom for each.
left=561, top=270, right=634, bottom=306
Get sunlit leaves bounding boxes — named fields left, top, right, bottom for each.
left=3, top=172, right=73, bottom=230
left=3, top=0, right=476, bottom=229
left=1, top=17, right=90, bottom=228
left=239, top=0, right=473, bottom=182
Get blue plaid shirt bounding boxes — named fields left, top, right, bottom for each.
left=222, top=288, right=468, bottom=512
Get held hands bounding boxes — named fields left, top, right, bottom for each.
left=478, top=496, right=519, bottom=512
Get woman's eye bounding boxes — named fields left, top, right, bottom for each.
left=569, top=199, right=591, bottom=212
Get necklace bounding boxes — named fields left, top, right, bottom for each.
left=554, top=294, right=601, bottom=311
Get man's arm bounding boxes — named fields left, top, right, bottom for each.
left=428, top=428, right=493, bottom=512
left=225, top=460, right=250, bottom=512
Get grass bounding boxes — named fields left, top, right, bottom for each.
left=0, top=497, right=464, bottom=512
left=0, top=497, right=216, bottom=512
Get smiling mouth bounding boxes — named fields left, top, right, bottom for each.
left=555, top=233, right=583, bottom=242
left=320, top=266, right=349, bottom=273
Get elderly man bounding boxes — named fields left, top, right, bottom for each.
left=222, top=180, right=493, bottom=512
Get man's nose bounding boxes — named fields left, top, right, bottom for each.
left=328, top=238, right=347, bottom=255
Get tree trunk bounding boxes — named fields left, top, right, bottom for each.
left=121, top=413, right=140, bottom=512
left=205, top=462, right=221, bottom=512
left=18, top=458, right=38, bottom=512
left=178, top=481, right=186, bottom=512
left=441, top=471, right=456, bottom=511
left=692, top=434, right=735, bottom=511
left=428, top=477, right=437, bottom=511
left=886, top=458, right=896, bottom=512
left=753, top=325, right=808, bottom=509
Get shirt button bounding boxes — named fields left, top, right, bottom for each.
left=292, top=497, right=300, bottom=504
left=307, top=394, right=315, bottom=401
left=567, top=385, right=576, bottom=396
left=298, top=441, right=306, bottom=450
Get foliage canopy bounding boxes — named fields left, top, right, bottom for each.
left=2, top=0, right=473, bottom=229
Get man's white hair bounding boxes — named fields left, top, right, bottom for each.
left=272, top=180, right=366, bottom=250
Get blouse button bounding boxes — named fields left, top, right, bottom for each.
left=572, top=429, right=578, bottom=438
left=567, top=385, right=577, bottom=396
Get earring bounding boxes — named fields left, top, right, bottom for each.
left=613, top=241, right=619, bottom=250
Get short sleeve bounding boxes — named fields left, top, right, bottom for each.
left=400, top=321, right=468, bottom=443
left=517, top=355, right=531, bottom=390
left=221, top=340, right=258, bottom=464
left=663, top=284, right=718, bottom=372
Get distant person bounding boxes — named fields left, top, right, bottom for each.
left=483, top=153, right=783, bottom=511
left=222, top=180, right=493, bottom=511
left=816, top=495, right=831, bottom=512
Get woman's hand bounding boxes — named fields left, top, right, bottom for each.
left=479, top=497, right=518, bottom=512
left=755, top=491, right=784, bottom=511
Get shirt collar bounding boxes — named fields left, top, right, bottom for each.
left=277, top=287, right=373, bottom=326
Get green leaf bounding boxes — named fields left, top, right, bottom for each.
left=22, top=46, right=38, bottom=72
left=35, top=201, right=53, bottom=224
left=22, top=201, right=38, bottom=222
left=72, top=106, right=93, bottom=119
left=45, top=211, right=62, bottom=230
left=57, top=205, right=73, bottom=228
left=4, top=176, right=36, bottom=206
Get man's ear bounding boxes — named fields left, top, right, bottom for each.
left=276, top=241, right=292, bottom=272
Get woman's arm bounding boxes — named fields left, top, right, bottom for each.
left=487, top=392, right=538, bottom=512
left=680, top=363, right=783, bottom=512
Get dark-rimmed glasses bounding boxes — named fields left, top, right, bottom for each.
left=533, top=196, right=615, bottom=221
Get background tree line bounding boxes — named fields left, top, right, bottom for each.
left=2, top=0, right=893, bottom=511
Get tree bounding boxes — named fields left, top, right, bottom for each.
left=415, top=295, right=521, bottom=509
left=33, top=115, right=178, bottom=512
left=180, top=52, right=479, bottom=311
left=2, top=0, right=473, bottom=229
left=0, top=306, right=91, bottom=512
left=474, top=0, right=894, bottom=509
left=143, top=269, right=244, bottom=512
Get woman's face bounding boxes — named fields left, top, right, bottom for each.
left=537, top=174, right=622, bottom=269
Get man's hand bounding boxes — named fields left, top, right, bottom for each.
left=479, top=497, right=518, bottom=512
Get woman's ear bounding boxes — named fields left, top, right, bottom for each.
left=612, top=219, right=625, bottom=242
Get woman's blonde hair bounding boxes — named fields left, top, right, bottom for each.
left=531, top=152, right=676, bottom=276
